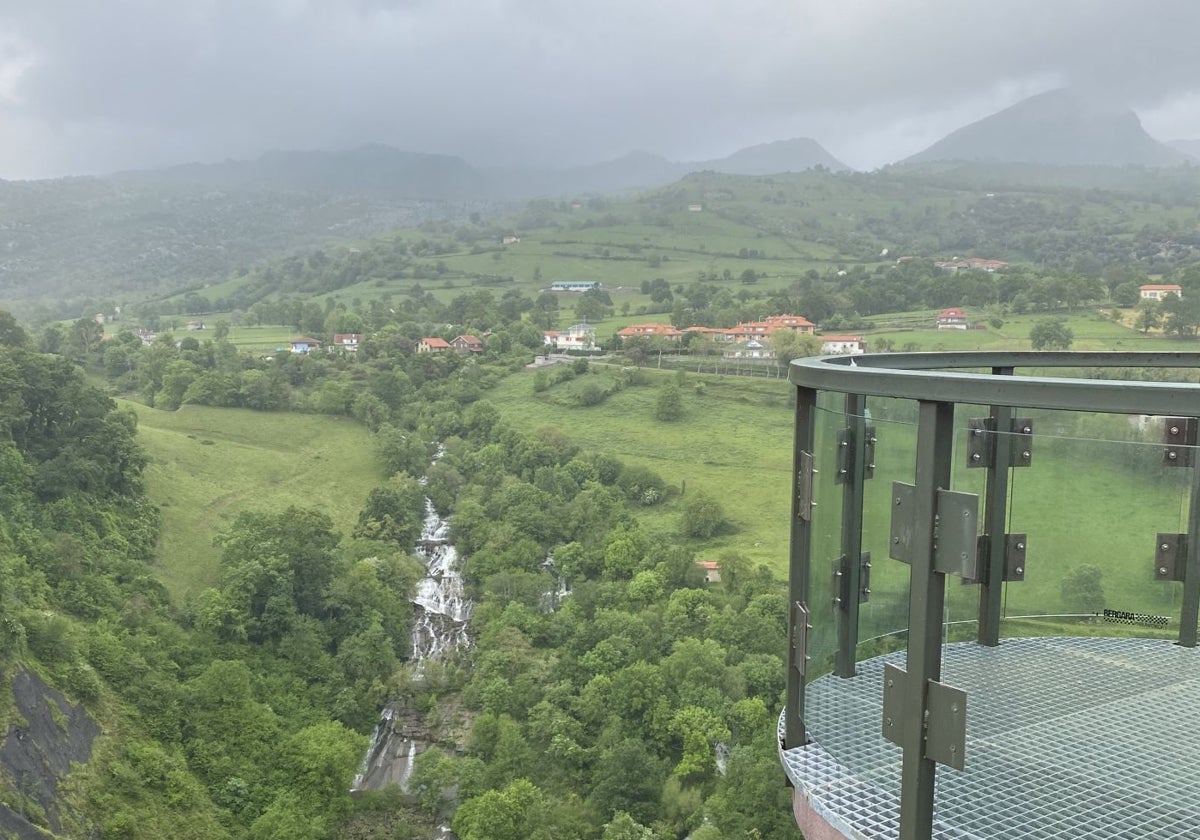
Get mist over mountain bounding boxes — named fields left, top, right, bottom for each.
left=697, top=138, right=849, bottom=175
left=905, top=88, right=1191, bottom=167
left=1167, top=139, right=1200, bottom=161
left=113, top=138, right=850, bottom=200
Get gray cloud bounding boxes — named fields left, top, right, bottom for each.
left=2, top=0, right=1200, bottom=178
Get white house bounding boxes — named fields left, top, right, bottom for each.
left=937, top=308, right=969, bottom=330
left=1139, top=284, right=1183, bottom=301
left=820, top=335, right=866, bottom=355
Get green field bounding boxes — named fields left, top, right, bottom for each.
left=127, top=402, right=382, bottom=600
left=488, top=361, right=1191, bottom=644
left=485, top=365, right=799, bottom=572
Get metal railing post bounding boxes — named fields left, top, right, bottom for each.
left=899, top=400, right=954, bottom=840
left=835, top=394, right=868, bottom=676
left=785, top=385, right=818, bottom=749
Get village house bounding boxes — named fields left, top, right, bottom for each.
left=417, top=337, right=452, bottom=353
left=186, top=320, right=205, bottom=331
left=687, top=203, right=703, bottom=212
left=332, top=333, right=363, bottom=352
left=290, top=337, right=323, bottom=354
left=616, top=323, right=683, bottom=342
left=544, top=323, right=599, bottom=352
left=450, top=334, right=485, bottom=353
left=501, top=234, right=521, bottom=245
left=697, top=560, right=721, bottom=583
left=936, top=308, right=969, bottom=330
left=726, top=314, right=815, bottom=341
left=1139, top=284, right=1183, bottom=301
left=820, top=335, right=866, bottom=355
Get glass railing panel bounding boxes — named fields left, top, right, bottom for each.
left=1003, top=410, right=1189, bottom=640
left=804, top=393, right=847, bottom=676
left=854, top=395, right=916, bottom=657
left=945, top=402, right=990, bottom=634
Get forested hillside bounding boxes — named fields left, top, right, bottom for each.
left=0, top=303, right=802, bottom=839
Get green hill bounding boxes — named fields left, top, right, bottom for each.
left=128, top=403, right=381, bottom=599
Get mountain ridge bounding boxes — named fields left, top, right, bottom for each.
left=905, top=88, right=1191, bottom=168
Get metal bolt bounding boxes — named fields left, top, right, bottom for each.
left=886, top=717, right=893, bottom=727
left=1023, top=426, right=1032, bottom=434
left=950, top=745, right=957, bottom=753
left=887, top=678, right=894, bottom=687
left=1169, top=451, right=1178, bottom=460
left=1022, top=450, right=1031, bottom=459
left=1015, top=566, right=1024, bottom=575
left=1162, top=543, right=1170, bottom=551
left=971, top=452, right=982, bottom=461
left=973, top=427, right=983, bottom=436
left=963, top=510, right=970, bottom=518
left=1171, top=425, right=1180, bottom=435
left=863, top=588, right=871, bottom=595
left=1159, top=567, right=1168, bottom=575
left=893, top=537, right=900, bottom=544
left=951, top=704, right=959, bottom=714
left=840, top=440, right=848, bottom=447
left=1017, top=542, right=1025, bottom=550
left=869, top=436, right=877, bottom=444
left=868, top=463, right=876, bottom=469
left=895, top=497, right=902, bottom=505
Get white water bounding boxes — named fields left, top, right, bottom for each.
left=352, top=453, right=474, bottom=793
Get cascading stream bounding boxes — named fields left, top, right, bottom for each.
left=351, top=452, right=473, bottom=794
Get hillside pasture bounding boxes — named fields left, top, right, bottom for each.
left=127, top=402, right=381, bottom=600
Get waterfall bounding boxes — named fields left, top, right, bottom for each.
left=410, top=499, right=472, bottom=662
left=351, top=450, right=474, bottom=794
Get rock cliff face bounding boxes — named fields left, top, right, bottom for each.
left=0, top=669, right=100, bottom=838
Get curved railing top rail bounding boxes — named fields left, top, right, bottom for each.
left=789, top=351, right=1200, bottom=416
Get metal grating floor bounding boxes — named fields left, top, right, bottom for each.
left=780, top=637, right=1200, bottom=839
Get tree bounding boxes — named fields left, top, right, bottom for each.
left=0, top=310, right=29, bottom=348
left=602, top=811, right=660, bottom=840
left=453, top=778, right=549, bottom=840
left=1061, top=564, right=1106, bottom=613
left=1029, top=318, right=1074, bottom=350
left=1135, top=300, right=1161, bottom=333
left=354, top=474, right=427, bottom=548
left=679, top=490, right=728, bottom=539
left=654, top=383, right=683, bottom=421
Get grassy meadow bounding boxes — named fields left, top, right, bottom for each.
left=489, top=359, right=1192, bottom=646
left=126, top=402, right=382, bottom=601
left=485, top=365, right=798, bottom=572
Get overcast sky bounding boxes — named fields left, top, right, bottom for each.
left=3, top=0, right=1200, bottom=180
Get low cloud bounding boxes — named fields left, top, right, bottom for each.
left=2, top=0, right=1199, bottom=178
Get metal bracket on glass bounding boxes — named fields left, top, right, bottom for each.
left=1155, top=533, right=1188, bottom=582
left=966, top=417, right=1033, bottom=469
left=831, top=552, right=872, bottom=609
left=834, top=425, right=876, bottom=484
left=966, top=533, right=1027, bottom=584
left=889, top=482, right=980, bottom=579
left=796, top=450, right=816, bottom=522
left=791, top=602, right=811, bottom=676
left=1163, top=418, right=1197, bottom=467
left=881, top=664, right=968, bottom=771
